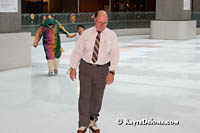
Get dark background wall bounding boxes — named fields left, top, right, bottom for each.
left=111, top=0, right=155, bottom=12
left=21, top=0, right=156, bottom=13
left=22, top=0, right=43, bottom=13
left=80, top=0, right=109, bottom=12
left=21, top=0, right=200, bottom=14
left=22, top=0, right=77, bottom=13
left=49, top=0, right=62, bottom=13
left=49, top=0, right=77, bottom=13
left=193, top=0, right=200, bottom=12
left=0, top=0, right=21, bottom=33
left=145, top=0, right=155, bottom=11
left=60, top=0, right=77, bottom=12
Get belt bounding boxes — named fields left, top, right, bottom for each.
left=81, top=59, right=109, bottom=67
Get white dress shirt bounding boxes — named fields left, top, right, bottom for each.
left=69, top=26, right=119, bottom=71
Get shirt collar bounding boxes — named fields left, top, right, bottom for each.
left=94, top=26, right=107, bottom=34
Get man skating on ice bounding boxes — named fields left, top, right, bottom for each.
left=69, top=10, right=119, bottom=133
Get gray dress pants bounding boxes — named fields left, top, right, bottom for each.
left=78, top=59, right=109, bottom=127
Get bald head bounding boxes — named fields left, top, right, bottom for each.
left=96, top=10, right=108, bottom=18
left=95, top=10, right=108, bottom=32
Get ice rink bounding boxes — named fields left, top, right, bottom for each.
left=0, top=35, right=200, bottom=133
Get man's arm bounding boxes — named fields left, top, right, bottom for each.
left=109, top=33, right=120, bottom=72
left=106, top=33, right=119, bottom=85
left=68, top=32, right=85, bottom=81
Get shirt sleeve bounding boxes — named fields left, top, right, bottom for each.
left=109, top=33, right=120, bottom=71
left=69, top=33, right=85, bottom=69
left=33, top=26, right=43, bottom=47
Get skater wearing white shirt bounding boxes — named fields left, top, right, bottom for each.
left=69, top=10, right=119, bottom=133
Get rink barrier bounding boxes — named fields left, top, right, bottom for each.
left=197, top=28, right=200, bottom=34
left=22, top=12, right=200, bottom=36
left=22, top=12, right=155, bottom=35
left=151, top=21, right=196, bottom=40
left=0, top=32, right=31, bottom=71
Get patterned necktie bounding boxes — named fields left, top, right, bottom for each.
left=92, top=31, right=101, bottom=63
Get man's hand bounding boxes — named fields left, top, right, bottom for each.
left=69, top=68, right=76, bottom=81
left=106, top=72, right=114, bottom=85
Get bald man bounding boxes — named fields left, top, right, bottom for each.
left=69, top=10, right=119, bottom=133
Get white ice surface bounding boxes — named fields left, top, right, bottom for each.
left=0, top=35, right=200, bottom=133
